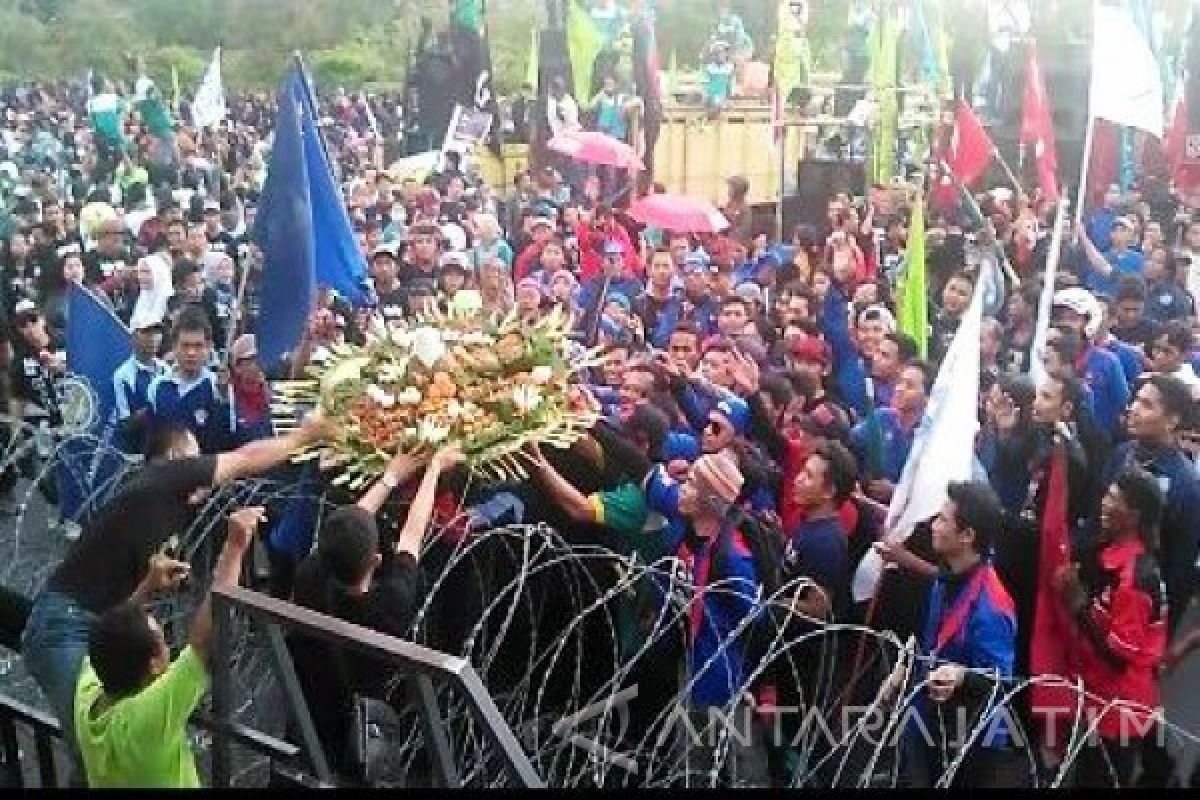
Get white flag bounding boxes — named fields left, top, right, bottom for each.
left=1088, top=0, right=1163, bottom=138
left=192, top=47, right=227, bottom=130
left=852, top=279, right=986, bottom=603
left=1028, top=198, right=1069, bottom=388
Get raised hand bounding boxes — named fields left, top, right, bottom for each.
left=227, top=506, right=267, bottom=553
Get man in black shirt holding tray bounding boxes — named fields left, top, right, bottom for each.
left=20, top=411, right=336, bottom=766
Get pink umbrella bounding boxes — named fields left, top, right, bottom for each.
left=547, top=130, right=644, bottom=170
left=628, top=194, right=730, bottom=234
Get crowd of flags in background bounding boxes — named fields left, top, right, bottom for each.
left=58, top=0, right=1200, bottom=552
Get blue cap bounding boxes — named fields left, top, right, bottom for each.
left=606, top=292, right=631, bottom=313
left=713, top=396, right=751, bottom=436
left=602, top=239, right=624, bottom=256
left=683, top=248, right=711, bottom=272
left=663, top=431, right=701, bottom=462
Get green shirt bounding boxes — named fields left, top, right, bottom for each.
left=589, top=482, right=648, bottom=537
left=75, top=644, right=208, bottom=788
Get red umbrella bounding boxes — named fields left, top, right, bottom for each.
left=547, top=130, right=644, bottom=170
left=628, top=194, right=730, bottom=233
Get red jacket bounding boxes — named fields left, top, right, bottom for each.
left=1069, top=537, right=1167, bottom=740
left=513, top=241, right=545, bottom=283
left=576, top=220, right=640, bottom=283
left=778, top=433, right=859, bottom=536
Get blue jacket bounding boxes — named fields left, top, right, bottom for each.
left=1078, top=345, right=1131, bottom=435
left=1145, top=280, right=1194, bottom=324
left=822, top=281, right=871, bottom=419
left=912, top=562, right=1017, bottom=750
left=681, top=292, right=719, bottom=336
left=644, top=466, right=761, bottom=707
left=639, top=290, right=686, bottom=349
left=851, top=407, right=917, bottom=484
left=577, top=275, right=643, bottom=342
left=112, top=355, right=168, bottom=453
left=1102, top=337, right=1143, bottom=387
left=147, top=368, right=236, bottom=454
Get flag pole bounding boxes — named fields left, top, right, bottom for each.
left=1074, top=110, right=1097, bottom=231
left=776, top=101, right=786, bottom=243
left=992, top=144, right=1023, bottom=194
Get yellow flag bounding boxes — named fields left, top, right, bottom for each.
left=566, top=0, right=605, bottom=102
left=898, top=196, right=929, bottom=359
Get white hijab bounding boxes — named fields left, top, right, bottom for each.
left=130, top=254, right=174, bottom=330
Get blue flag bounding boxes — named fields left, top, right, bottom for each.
left=293, top=61, right=369, bottom=307
left=255, top=68, right=317, bottom=370
left=57, top=285, right=134, bottom=523
left=255, top=64, right=369, bottom=369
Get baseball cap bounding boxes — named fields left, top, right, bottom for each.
left=602, top=239, right=623, bottom=256
left=789, top=334, right=831, bottom=366
left=439, top=251, right=470, bottom=272
left=606, top=293, right=632, bottom=313
left=712, top=396, right=751, bottom=436
left=203, top=200, right=221, bottom=213
left=798, top=401, right=851, bottom=445
left=683, top=248, right=711, bottom=273
left=371, top=242, right=398, bottom=260
left=1052, top=287, right=1098, bottom=316
left=734, top=282, right=764, bottom=306
left=531, top=213, right=556, bottom=229
left=516, top=276, right=545, bottom=296
left=230, top=334, right=258, bottom=362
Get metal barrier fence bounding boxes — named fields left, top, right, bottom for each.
left=209, top=584, right=543, bottom=789
left=0, top=689, right=315, bottom=789
left=0, top=583, right=541, bottom=788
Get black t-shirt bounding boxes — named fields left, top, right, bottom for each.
left=9, top=343, right=62, bottom=425
left=872, top=522, right=937, bottom=641
left=82, top=247, right=131, bottom=286
left=47, top=455, right=218, bottom=613
left=288, top=547, right=419, bottom=769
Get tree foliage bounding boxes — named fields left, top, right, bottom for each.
left=0, top=0, right=797, bottom=93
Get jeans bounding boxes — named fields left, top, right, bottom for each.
left=20, top=590, right=95, bottom=761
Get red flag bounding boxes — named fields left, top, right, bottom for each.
left=1029, top=443, right=1074, bottom=755
left=1020, top=42, right=1060, bottom=203
left=1086, top=119, right=1121, bottom=207
left=1164, top=75, right=1200, bottom=190
left=948, top=99, right=994, bottom=186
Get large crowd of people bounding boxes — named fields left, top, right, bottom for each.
left=2, top=7, right=1200, bottom=789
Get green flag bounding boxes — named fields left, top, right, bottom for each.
left=898, top=196, right=929, bottom=359
left=452, top=0, right=484, bottom=34
left=135, top=81, right=174, bottom=141
left=567, top=0, right=605, bottom=103
left=867, top=10, right=899, bottom=185
left=525, top=27, right=540, bottom=90
left=170, top=64, right=181, bottom=114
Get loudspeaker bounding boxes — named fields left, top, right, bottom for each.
left=790, top=159, right=866, bottom=230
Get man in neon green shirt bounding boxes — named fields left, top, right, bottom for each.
left=74, top=506, right=265, bottom=788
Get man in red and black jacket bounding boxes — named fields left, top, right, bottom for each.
left=1054, top=465, right=1169, bottom=788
